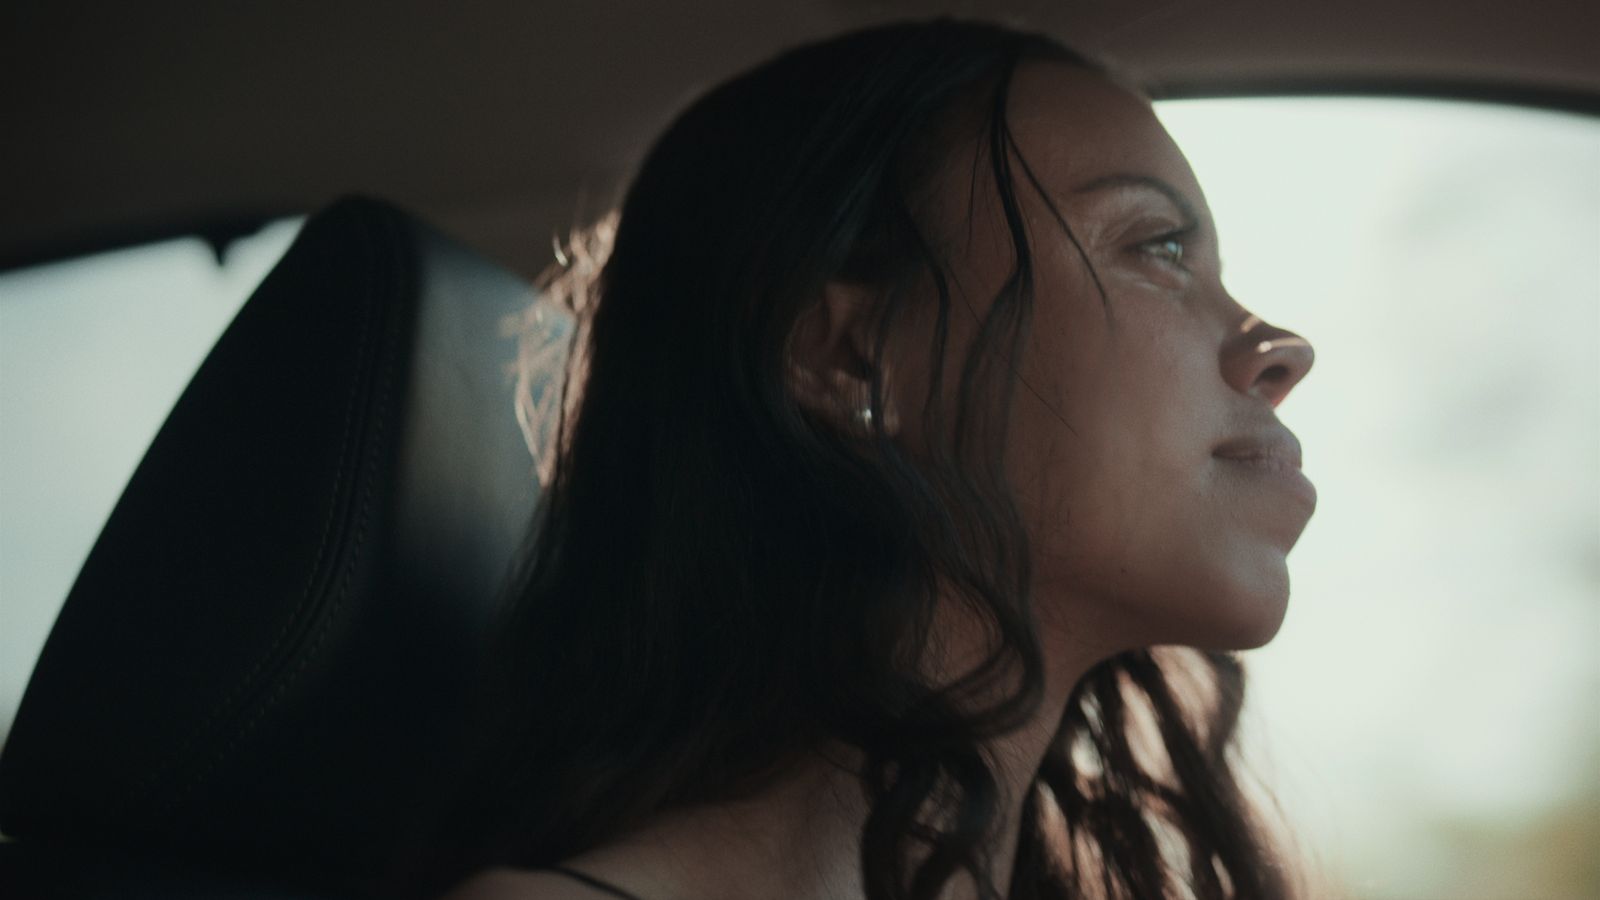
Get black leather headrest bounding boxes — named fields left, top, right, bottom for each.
left=0, top=197, right=554, bottom=892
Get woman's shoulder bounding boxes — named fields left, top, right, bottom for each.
left=440, top=867, right=599, bottom=900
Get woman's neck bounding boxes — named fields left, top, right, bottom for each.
left=556, top=611, right=1104, bottom=900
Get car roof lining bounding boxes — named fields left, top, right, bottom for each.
left=4, top=0, right=1596, bottom=276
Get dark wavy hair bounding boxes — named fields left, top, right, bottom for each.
left=459, top=18, right=1296, bottom=900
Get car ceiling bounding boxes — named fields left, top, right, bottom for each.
left=3, top=0, right=1597, bottom=277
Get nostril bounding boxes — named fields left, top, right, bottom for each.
left=1229, top=326, right=1312, bottom=402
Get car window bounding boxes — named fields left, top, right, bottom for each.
left=1155, top=97, right=1598, bottom=900
left=0, top=218, right=302, bottom=754
left=1, top=98, right=1596, bottom=898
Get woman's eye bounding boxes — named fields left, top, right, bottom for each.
left=1137, top=232, right=1190, bottom=269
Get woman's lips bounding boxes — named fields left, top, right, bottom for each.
left=1212, top=431, right=1303, bottom=468
left=1213, top=432, right=1316, bottom=510
left=1214, top=451, right=1300, bottom=473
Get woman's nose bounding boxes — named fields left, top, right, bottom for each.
left=1222, top=313, right=1314, bottom=408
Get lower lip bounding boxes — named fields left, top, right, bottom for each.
left=1214, top=455, right=1318, bottom=508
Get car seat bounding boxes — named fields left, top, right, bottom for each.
left=0, top=197, right=559, bottom=898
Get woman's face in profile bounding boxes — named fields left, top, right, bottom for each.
left=908, top=63, right=1316, bottom=654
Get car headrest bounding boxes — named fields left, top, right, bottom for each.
left=0, top=196, right=558, bottom=891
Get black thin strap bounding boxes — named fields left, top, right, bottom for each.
left=546, top=865, right=649, bottom=900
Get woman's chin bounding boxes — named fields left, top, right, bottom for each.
left=1142, top=559, right=1293, bottom=653
left=1199, top=566, right=1293, bottom=651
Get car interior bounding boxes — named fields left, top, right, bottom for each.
left=0, top=2, right=1595, bottom=898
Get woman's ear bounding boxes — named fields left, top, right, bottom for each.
left=787, top=280, right=900, bottom=436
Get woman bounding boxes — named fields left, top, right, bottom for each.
left=447, top=17, right=1315, bottom=900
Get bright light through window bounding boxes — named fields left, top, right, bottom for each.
left=1156, top=98, right=1599, bottom=900
left=0, top=220, right=302, bottom=756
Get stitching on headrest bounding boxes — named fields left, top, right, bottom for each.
left=118, top=205, right=399, bottom=825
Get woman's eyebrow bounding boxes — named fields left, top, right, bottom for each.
left=1070, top=174, right=1201, bottom=225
